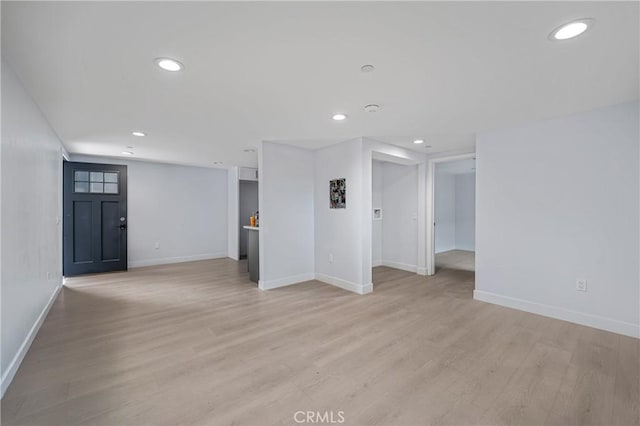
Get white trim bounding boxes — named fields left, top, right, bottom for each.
left=426, top=151, right=476, bottom=276
left=129, top=252, right=227, bottom=268
left=474, top=290, right=640, bottom=339
left=381, top=260, right=417, bottom=273
left=372, top=260, right=383, bottom=267
left=315, top=273, right=373, bottom=295
left=1, top=283, right=62, bottom=398
left=416, top=267, right=427, bottom=276
left=258, top=273, right=315, bottom=290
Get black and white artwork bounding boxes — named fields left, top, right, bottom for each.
left=329, top=178, right=346, bottom=209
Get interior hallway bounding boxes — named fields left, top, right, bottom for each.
left=2, top=259, right=637, bottom=426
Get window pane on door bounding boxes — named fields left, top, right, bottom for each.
left=104, top=173, right=118, bottom=183
left=75, top=182, right=89, bottom=192
left=90, top=182, right=104, bottom=193
left=75, top=171, right=89, bottom=182
left=90, top=172, right=104, bottom=182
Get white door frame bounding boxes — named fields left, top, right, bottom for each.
left=426, top=151, right=476, bottom=275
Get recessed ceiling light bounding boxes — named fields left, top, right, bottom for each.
left=413, top=139, right=425, bottom=144
left=364, top=104, right=380, bottom=113
left=132, top=131, right=146, bottom=137
left=155, top=57, right=184, bottom=72
left=361, top=64, right=375, bottom=73
left=213, top=161, right=223, bottom=165
left=243, top=148, right=256, bottom=153
left=332, top=113, right=347, bottom=121
left=549, top=19, right=593, bottom=41
left=425, top=145, right=432, bottom=148
left=122, top=151, right=134, bottom=155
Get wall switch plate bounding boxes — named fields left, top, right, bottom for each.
left=576, top=279, right=587, bottom=292
left=328, top=253, right=334, bottom=263
left=154, top=242, right=160, bottom=250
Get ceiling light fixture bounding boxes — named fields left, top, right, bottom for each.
left=413, top=139, right=425, bottom=144
left=132, top=131, right=146, bottom=137
left=243, top=148, right=256, bottom=153
left=155, top=57, right=184, bottom=72
left=361, top=64, right=375, bottom=73
left=122, top=151, right=134, bottom=155
left=213, top=161, right=223, bottom=165
left=364, top=104, right=380, bottom=113
left=332, top=113, right=347, bottom=121
left=549, top=19, right=593, bottom=41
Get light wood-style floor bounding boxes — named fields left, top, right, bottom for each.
left=436, top=249, right=475, bottom=272
left=2, top=258, right=638, bottom=426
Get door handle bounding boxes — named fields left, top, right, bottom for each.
left=119, top=224, right=127, bottom=230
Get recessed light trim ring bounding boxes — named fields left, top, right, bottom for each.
left=155, top=57, right=184, bottom=71
left=549, top=18, right=594, bottom=41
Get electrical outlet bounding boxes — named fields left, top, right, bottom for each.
left=328, top=253, right=334, bottom=263
left=154, top=242, right=160, bottom=250
left=576, top=279, right=587, bottom=292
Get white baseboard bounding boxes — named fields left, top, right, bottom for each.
left=1, top=282, right=62, bottom=398
left=474, top=290, right=640, bottom=339
left=129, top=252, right=228, bottom=268
left=315, top=273, right=373, bottom=295
left=258, top=273, right=316, bottom=290
left=258, top=272, right=373, bottom=295
left=372, top=260, right=383, bottom=267
left=416, top=267, right=427, bottom=276
left=381, top=260, right=417, bottom=273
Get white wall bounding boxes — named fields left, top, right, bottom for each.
left=314, top=138, right=366, bottom=292
left=455, top=173, right=475, bottom=251
left=259, top=142, right=315, bottom=289
left=381, top=162, right=419, bottom=272
left=476, top=101, right=639, bottom=337
left=258, top=137, right=426, bottom=294
left=71, top=155, right=228, bottom=267
left=1, top=59, right=64, bottom=396
left=372, top=161, right=383, bottom=267
left=435, top=172, right=456, bottom=253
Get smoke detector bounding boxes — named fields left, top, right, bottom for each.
left=364, top=104, right=380, bottom=113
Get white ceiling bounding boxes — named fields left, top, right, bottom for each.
left=436, top=158, right=476, bottom=175
left=3, top=2, right=638, bottom=168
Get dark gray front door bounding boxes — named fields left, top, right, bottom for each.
left=63, top=161, right=127, bottom=276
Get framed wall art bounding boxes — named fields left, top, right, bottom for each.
left=329, top=178, right=346, bottom=209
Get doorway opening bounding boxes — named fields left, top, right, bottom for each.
left=371, top=158, right=420, bottom=287
left=238, top=180, right=258, bottom=260
left=429, top=155, right=476, bottom=274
